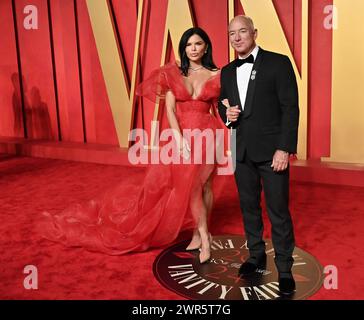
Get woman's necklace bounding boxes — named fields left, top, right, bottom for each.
left=189, top=65, right=204, bottom=72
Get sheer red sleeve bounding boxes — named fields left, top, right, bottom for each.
left=136, top=63, right=177, bottom=102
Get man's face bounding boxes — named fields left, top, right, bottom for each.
left=228, top=18, right=257, bottom=56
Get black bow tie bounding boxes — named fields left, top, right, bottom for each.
left=235, top=54, right=254, bottom=68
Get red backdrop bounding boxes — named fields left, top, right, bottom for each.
left=0, top=0, right=332, bottom=159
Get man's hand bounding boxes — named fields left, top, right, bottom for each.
left=271, top=150, right=289, bottom=172
left=222, top=99, right=241, bottom=122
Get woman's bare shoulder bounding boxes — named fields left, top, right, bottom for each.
left=210, top=68, right=221, bottom=77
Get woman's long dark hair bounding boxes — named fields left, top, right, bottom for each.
left=178, top=27, right=218, bottom=76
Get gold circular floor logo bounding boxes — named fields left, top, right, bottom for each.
left=153, top=235, right=323, bottom=300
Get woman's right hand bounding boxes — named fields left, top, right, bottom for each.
left=179, top=137, right=191, bottom=160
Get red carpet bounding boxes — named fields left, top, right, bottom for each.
left=0, top=155, right=363, bottom=299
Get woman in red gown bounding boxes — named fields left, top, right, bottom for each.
left=39, top=28, right=226, bottom=263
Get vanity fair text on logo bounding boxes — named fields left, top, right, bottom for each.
left=153, top=235, right=324, bottom=300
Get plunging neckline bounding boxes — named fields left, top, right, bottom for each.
left=175, top=63, right=220, bottom=101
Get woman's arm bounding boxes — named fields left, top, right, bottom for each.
left=165, top=90, right=180, bottom=135
left=165, top=90, right=190, bottom=158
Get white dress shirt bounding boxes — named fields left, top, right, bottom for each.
left=237, top=45, right=259, bottom=110
left=225, top=46, right=259, bottom=126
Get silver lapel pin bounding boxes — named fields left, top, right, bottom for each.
left=251, top=70, right=257, bottom=81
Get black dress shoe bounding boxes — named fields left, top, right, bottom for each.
left=238, top=262, right=257, bottom=276
left=279, top=273, right=296, bottom=295
left=239, top=255, right=267, bottom=276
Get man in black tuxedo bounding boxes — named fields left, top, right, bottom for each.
left=218, top=15, right=299, bottom=295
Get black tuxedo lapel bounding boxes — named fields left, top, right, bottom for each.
left=243, top=48, right=264, bottom=118
left=227, top=65, right=243, bottom=111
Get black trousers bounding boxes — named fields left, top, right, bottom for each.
left=234, top=155, right=295, bottom=273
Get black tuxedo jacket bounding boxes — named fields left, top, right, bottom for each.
left=218, top=48, right=299, bottom=163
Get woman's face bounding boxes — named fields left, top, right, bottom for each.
left=185, top=34, right=207, bottom=63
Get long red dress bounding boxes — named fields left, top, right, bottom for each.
left=39, top=62, right=226, bottom=255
